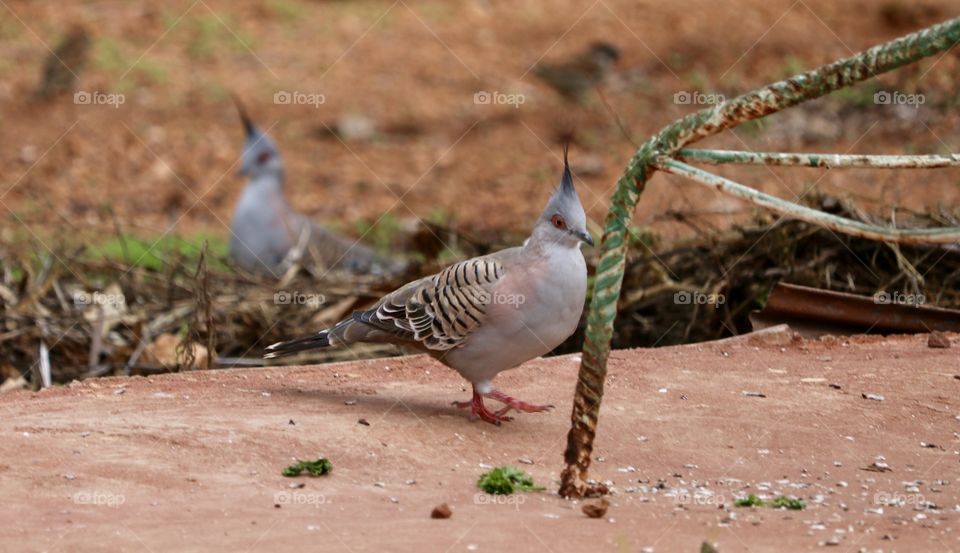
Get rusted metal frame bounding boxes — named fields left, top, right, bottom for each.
left=677, top=149, right=960, bottom=168
left=652, top=157, right=960, bottom=244
left=751, top=282, right=960, bottom=338
left=560, top=17, right=960, bottom=498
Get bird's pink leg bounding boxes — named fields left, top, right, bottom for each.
left=452, top=387, right=513, bottom=424
left=485, top=389, right=554, bottom=415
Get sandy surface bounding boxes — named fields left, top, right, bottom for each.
left=1, top=329, right=958, bottom=552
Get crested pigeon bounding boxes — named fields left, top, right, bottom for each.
left=265, top=147, right=593, bottom=424
left=227, top=101, right=401, bottom=278
left=533, top=42, right=620, bottom=102
left=34, top=25, right=91, bottom=99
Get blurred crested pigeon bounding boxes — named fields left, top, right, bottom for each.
left=35, top=25, right=91, bottom=99
left=228, top=100, right=401, bottom=277
left=533, top=42, right=620, bottom=101
left=265, top=147, right=593, bottom=424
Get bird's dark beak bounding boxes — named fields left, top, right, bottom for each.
left=575, top=230, right=595, bottom=247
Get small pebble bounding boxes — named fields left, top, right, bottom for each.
left=927, top=332, right=951, bottom=349
left=863, top=458, right=892, bottom=473
left=431, top=503, right=452, bottom=519
left=582, top=498, right=610, bottom=518
left=861, top=393, right=884, bottom=401
left=823, top=535, right=842, bottom=546
left=701, top=542, right=719, bottom=553
left=336, top=113, right=376, bottom=141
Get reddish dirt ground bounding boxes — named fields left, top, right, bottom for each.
left=2, top=329, right=958, bottom=552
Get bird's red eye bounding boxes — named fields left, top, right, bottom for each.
left=551, top=214, right=566, bottom=229
left=257, top=151, right=271, bottom=164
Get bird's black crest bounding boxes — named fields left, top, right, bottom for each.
left=231, top=93, right=256, bottom=138
left=560, top=142, right=575, bottom=196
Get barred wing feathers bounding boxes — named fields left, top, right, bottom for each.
left=354, top=257, right=504, bottom=351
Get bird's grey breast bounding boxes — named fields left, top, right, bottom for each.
left=229, top=184, right=296, bottom=271
left=505, top=245, right=587, bottom=346
left=445, top=245, right=586, bottom=381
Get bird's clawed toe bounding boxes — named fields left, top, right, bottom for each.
left=486, top=389, right=553, bottom=413
left=456, top=388, right=513, bottom=425
left=475, top=406, right=512, bottom=425
left=456, top=387, right=552, bottom=424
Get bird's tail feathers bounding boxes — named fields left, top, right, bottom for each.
left=263, top=330, right=330, bottom=359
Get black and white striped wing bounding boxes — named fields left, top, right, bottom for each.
left=354, top=257, right=504, bottom=351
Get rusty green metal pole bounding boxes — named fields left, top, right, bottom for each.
left=653, top=157, right=960, bottom=244
left=560, top=17, right=960, bottom=498
left=676, top=149, right=960, bottom=168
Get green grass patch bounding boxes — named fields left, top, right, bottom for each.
left=87, top=232, right=230, bottom=272
left=184, top=14, right=257, bottom=61
left=353, top=213, right=404, bottom=253
left=269, top=0, right=306, bottom=22
left=477, top=466, right=545, bottom=495
left=735, top=493, right=805, bottom=510
left=734, top=494, right=764, bottom=507
left=93, top=37, right=167, bottom=88
left=282, top=458, right=332, bottom=477
left=770, top=495, right=806, bottom=510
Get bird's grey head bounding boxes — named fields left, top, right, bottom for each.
left=535, top=145, right=593, bottom=248
left=235, top=100, right=283, bottom=180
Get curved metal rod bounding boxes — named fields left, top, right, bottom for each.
left=653, top=157, right=960, bottom=244
left=560, top=16, right=960, bottom=498
left=677, top=149, right=960, bottom=168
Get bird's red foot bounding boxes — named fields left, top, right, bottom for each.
left=452, top=389, right=512, bottom=424
left=487, top=389, right=554, bottom=414
left=453, top=387, right=552, bottom=424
